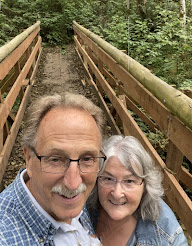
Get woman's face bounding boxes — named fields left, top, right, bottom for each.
left=98, top=156, right=144, bottom=221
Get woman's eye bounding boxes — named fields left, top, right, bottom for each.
left=125, top=179, right=135, bottom=184
left=104, top=177, right=114, bottom=181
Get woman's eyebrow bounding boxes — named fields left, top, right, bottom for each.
left=102, top=171, right=135, bottom=179
left=102, top=171, right=114, bottom=176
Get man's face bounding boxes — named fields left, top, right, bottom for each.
left=25, top=107, right=101, bottom=223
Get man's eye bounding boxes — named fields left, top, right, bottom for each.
left=48, top=157, right=61, bottom=162
left=81, top=157, right=94, bottom=162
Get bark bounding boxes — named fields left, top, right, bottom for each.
left=180, top=0, right=186, bottom=26
left=137, top=0, right=147, bottom=19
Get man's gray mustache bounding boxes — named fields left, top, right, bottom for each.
left=51, top=183, right=87, bottom=198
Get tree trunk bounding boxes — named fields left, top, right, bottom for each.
left=137, top=0, right=147, bottom=19
left=180, top=0, right=186, bottom=26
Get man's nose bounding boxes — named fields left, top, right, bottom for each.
left=63, top=161, right=82, bottom=191
left=111, top=182, right=124, bottom=199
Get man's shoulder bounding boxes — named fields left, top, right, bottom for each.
left=0, top=182, right=17, bottom=214
left=0, top=182, right=20, bottom=235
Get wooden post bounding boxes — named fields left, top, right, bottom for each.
left=166, top=140, right=184, bottom=181
left=119, top=95, right=131, bottom=136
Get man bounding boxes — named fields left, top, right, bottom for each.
left=0, top=93, right=106, bottom=245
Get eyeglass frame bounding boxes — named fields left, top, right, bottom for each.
left=31, top=147, right=106, bottom=174
left=98, top=175, right=143, bottom=190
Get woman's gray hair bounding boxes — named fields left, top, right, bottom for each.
left=22, top=93, right=106, bottom=148
left=88, top=135, right=164, bottom=221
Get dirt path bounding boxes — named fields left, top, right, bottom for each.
left=2, top=43, right=101, bottom=187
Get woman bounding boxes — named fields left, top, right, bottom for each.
left=87, top=135, right=188, bottom=246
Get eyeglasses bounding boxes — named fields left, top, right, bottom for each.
left=31, top=148, right=106, bottom=174
left=98, top=175, right=143, bottom=190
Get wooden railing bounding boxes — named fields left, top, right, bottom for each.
left=0, top=21, right=42, bottom=186
left=73, top=21, right=192, bottom=237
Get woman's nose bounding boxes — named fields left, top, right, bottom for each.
left=111, top=182, right=124, bottom=199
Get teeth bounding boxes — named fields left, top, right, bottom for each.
left=61, top=194, right=76, bottom=199
left=110, top=200, right=126, bottom=205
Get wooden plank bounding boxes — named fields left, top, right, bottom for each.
left=0, top=83, right=32, bottom=183
left=124, top=95, right=158, bottom=131
left=0, top=128, right=3, bottom=153
left=118, top=95, right=131, bottom=136
left=0, top=69, right=18, bottom=94
left=168, top=118, right=192, bottom=163
left=74, top=36, right=192, bottom=236
left=164, top=173, right=192, bottom=237
left=0, top=37, right=41, bottom=131
left=180, top=166, right=192, bottom=190
left=0, top=91, right=4, bottom=152
left=31, top=46, right=42, bottom=86
left=0, top=91, right=9, bottom=142
left=103, top=67, right=117, bottom=87
left=75, top=47, right=92, bottom=85
left=89, top=78, right=121, bottom=135
left=166, top=141, right=183, bottom=180
left=0, top=26, right=40, bottom=80
left=22, top=79, right=30, bottom=86
left=74, top=40, right=121, bottom=135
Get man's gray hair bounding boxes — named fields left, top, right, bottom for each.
left=22, top=93, right=106, bottom=148
left=88, top=135, right=164, bottom=222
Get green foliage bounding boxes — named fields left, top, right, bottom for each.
left=1, top=0, right=192, bottom=91
left=127, top=3, right=192, bottom=90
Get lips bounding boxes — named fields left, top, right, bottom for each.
left=61, top=194, right=78, bottom=199
left=110, top=200, right=126, bottom=205
left=55, top=193, right=82, bottom=204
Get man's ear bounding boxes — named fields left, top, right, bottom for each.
left=24, top=147, right=33, bottom=177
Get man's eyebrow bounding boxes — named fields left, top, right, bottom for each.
left=46, top=148, right=99, bottom=156
left=46, top=148, right=68, bottom=155
left=79, top=150, right=99, bottom=156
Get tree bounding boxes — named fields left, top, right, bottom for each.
left=180, top=0, right=186, bottom=26
left=137, top=0, right=147, bottom=19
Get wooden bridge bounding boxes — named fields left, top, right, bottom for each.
left=0, top=21, right=192, bottom=239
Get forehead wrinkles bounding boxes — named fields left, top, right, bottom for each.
left=35, top=108, right=102, bottom=149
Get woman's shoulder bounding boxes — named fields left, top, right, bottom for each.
left=157, top=199, right=181, bottom=229
left=156, top=199, right=188, bottom=245
left=136, top=200, right=188, bottom=245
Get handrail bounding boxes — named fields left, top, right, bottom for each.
left=73, top=21, right=192, bottom=131
left=0, top=21, right=40, bottom=62
left=0, top=22, right=42, bottom=185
